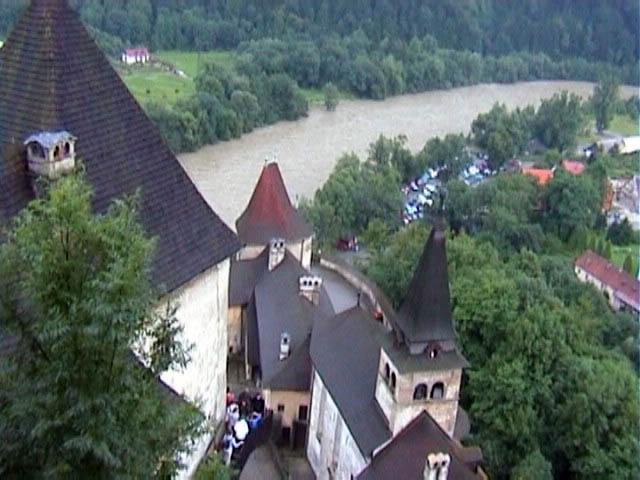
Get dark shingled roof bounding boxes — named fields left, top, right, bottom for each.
left=0, top=0, right=239, bottom=292
left=357, top=411, right=481, bottom=480
left=251, top=253, right=334, bottom=391
left=396, top=225, right=456, bottom=344
left=236, top=162, right=312, bottom=245
left=229, top=249, right=269, bottom=306
left=311, top=306, right=391, bottom=457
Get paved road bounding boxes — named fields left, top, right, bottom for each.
left=239, top=445, right=282, bottom=480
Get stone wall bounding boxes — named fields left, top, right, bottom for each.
left=307, top=372, right=368, bottom=480
left=158, top=258, right=230, bottom=479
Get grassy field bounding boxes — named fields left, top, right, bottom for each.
left=611, top=243, right=639, bottom=270
left=609, top=114, right=638, bottom=136
left=155, top=50, right=236, bottom=77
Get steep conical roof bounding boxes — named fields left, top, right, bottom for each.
left=395, top=223, right=455, bottom=344
left=0, top=0, right=239, bottom=292
left=236, top=162, right=312, bottom=245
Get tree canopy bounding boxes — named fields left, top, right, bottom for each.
left=0, top=174, right=202, bottom=478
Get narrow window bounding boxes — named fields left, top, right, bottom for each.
left=413, top=383, right=428, bottom=400
left=431, top=382, right=444, bottom=399
left=391, top=372, right=396, bottom=392
left=277, top=404, right=285, bottom=413
left=298, top=405, right=308, bottom=421
left=384, top=363, right=390, bottom=382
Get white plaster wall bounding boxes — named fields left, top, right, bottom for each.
left=308, top=372, right=368, bottom=480
left=158, top=259, right=230, bottom=479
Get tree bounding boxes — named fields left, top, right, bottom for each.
left=592, top=73, right=619, bottom=132
left=511, top=450, right=553, bottom=480
left=0, top=174, right=202, bottom=478
left=623, top=254, right=635, bottom=275
left=535, top=91, right=584, bottom=152
left=607, top=218, right=635, bottom=245
left=323, top=82, right=339, bottom=111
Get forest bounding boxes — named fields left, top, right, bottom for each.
left=300, top=93, right=640, bottom=478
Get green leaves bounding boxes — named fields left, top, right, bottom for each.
left=0, top=174, right=201, bottom=478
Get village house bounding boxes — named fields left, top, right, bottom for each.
left=522, top=166, right=554, bottom=186
left=0, top=1, right=240, bottom=477
left=122, top=46, right=151, bottom=65
left=307, top=223, right=484, bottom=479
left=574, top=250, right=639, bottom=314
left=228, top=162, right=332, bottom=445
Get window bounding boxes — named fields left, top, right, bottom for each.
left=299, top=405, right=308, bottom=421
left=390, top=372, right=396, bottom=392
left=64, top=142, right=71, bottom=155
left=277, top=404, right=285, bottom=413
left=384, top=363, right=390, bottom=381
left=431, top=382, right=444, bottom=400
left=53, top=145, right=60, bottom=158
left=413, top=383, right=428, bottom=400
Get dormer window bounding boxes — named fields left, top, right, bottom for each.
left=24, top=130, right=77, bottom=180
left=390, top=372, right=396, bottom=392
left=413, top=383, right=428, bottom=400
left=425, top=342, right=441, bottom=359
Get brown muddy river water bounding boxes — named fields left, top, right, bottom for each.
left=178, top=81, right=637, bottom=228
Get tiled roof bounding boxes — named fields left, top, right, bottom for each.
left=396, top=225, right=457, bottom=345
left=357, top=411, right=481, bottom=480
left=522, top=168, right=554, bottom=186
left=0, top=0, right=239, bottom=292
left=562, top=160, right=585, bottom=175
left=575, top=250, right=639, bottom=310
left=236, top=162, right=312, bottom=245
left=229, top=249, right=269, bottom=306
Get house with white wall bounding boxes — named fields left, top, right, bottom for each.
left=0, top=1, right=240, bottom=477
left=307, top=224, right=484, bottom=479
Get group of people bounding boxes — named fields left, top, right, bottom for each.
left=220, top=388, right=265, bottom=466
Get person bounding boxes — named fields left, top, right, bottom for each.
left=226, top=386, right=235, bottom=405
left=252, top=393, right=265, bottom=414
left=226, top=402, right=239, bottom=428
left=248, top=411, right=263, bottom=430
left=234, top=417, right=249, bottom=442
left=222, top=429, right=234, bottom=466
left=238, top=389, right=250, bottom=417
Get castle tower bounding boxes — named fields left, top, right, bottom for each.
left=374, top=221, right=468, bottom=437
left=235, top=162, right=313, bottom=269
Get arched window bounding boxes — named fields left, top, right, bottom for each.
left=390, top=372, right=396, bottom=392
left=384, top=363, right=390, bottom=381
left=430, top=382, right=444, bottom=399
left=64, top=142, right=71, bottom=155
left=53, top=145, right=60, bottom=158
left=413, top=383, right=428, bottom=400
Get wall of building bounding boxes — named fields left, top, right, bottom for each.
left=228, top=305, right=242, bottom=354
left=375, top=348, right=461, bottom=437
left=264, top=389, right=310, bottom=429
left=575, top=266, right=625, bottom=311
left=307, top=372, right=368, bottom=480
left=158, top=258, right=230, bottom=479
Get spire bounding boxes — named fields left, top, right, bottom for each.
left=395, top=222, right=455, bottom=346
left=236, top=162, right=312, bottom=245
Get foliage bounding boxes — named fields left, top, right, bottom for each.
left=323, top=82, right=339, bottom=111
left=535, top=91, right=584, bottom=152
left=607, top=218, right=636, bottom=245
left=0, top=174, right=203, bottom=478
left=592, top=73, right=619, bottom=132
left=511, top=449, right=553, bottom=480
left=194, top=453, right=236, bottom=480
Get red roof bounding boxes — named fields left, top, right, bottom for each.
left=236, top=162, right=312, bottom=245
left=575, top=250, right=639, bottom=310
left=522, top=168, right=554, bottom=186
left=124, top=47, right=149, bottom=56
left=562, top=160, right=585, bottom=175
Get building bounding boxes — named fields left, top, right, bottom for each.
left=575, top=250, right=639, bottom=314
left=522, top=167, right=554, bottom=186
left=561, top=159, right=585, bottom=175
left=0, top=1, right=240, bottom=476
left=122, top=47, right=150, bottom=65
left=616, top=136, right=640, bottom=155
left=307, top=223, right=483, bottom=479
left=229, top=163, right=332, bottom=445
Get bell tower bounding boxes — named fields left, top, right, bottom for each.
left=374, top=221, right=468, bottom=437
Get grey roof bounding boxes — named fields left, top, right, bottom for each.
left=377, top=330, right=468, bottom=374
left=396, top=225, right=456, bottom=344
left=229, top=249, right=269, bottom=306
left=23, top=130, right=75, bottom=148
left=454, top=407, right=471, bottom=441
left=357, top=411, right=481, bottom=480
left=252, top=252, right=334, bottom=391
left=311, top=306, right=392, bottom=457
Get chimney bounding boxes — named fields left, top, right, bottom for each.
left=279, top=332, right=291, bottom=360
left=424, top=453, right=450, bottom=480
left=268, top=238, right=286, bottom=271
left=299, top=275, right=322, bottom=305
left=24, top=131, right=77, bottom=180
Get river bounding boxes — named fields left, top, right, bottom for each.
left=178, top=81, right=637, bottom=228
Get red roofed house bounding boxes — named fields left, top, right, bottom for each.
left=562, top=159, right=585, bottom=175
left=522, top=167, right=554, bottom=186
left=122, top=47, right=150, bottom=64
left=575, top=250, right=640, bottom=314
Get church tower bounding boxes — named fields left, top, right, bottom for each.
left=374, top=221, right=468, bottom=437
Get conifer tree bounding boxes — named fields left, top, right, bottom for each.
left=0, top=174, right=203, bottom=478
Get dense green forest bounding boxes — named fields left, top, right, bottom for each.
left=300, top=95, right=640, bottom=479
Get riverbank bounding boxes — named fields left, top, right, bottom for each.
left=179, top=80, right=637, bottom=227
